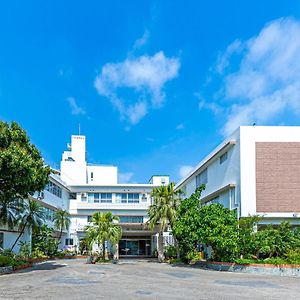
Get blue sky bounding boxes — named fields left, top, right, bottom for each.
left=1, top=1, right=300, bottom=183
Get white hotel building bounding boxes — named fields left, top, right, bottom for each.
left=60, top=135, right=169, bottom=256
left=176, top=126, right=300, bottom=226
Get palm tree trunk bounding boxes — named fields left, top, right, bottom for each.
left=56, top=227, right=63, bottom=252
left=11, top=220, right=28, bottom=251
left=158, top=231, right=165, bottom=263
left=102, top=241, right=106, bottom=260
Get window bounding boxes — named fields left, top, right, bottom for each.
left=94, top=193, right=99, bottom=203
left=119, top=216, right=143, bottom=223
left=43, top=207, right=55, bottom=221
left=196, top=168, right=207, bottom=187
left=100, top=193, right=112, bottom=203
left=128, top=193, right=139, bottom=203
left=45, top=181, right=62, bottom=198
left=0, top=232, right=3, bottom=249
left=161, top=178, right=166, bottom=185
left=87, top=216, right=92, bottom=222
left=88, top=193, right=94, bottom=203
left=220, top=152, right=228, bottom=164
left=91, top=172, right=94, bottom=181
left=65, top=238, right=73, bottom=246
left=116, top=193, right=139, bottom=203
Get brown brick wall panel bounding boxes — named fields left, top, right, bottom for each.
left=256, top=142, right=300, bottom=213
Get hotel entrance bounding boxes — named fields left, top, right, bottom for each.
left=119, top=238, right=151, bottom=256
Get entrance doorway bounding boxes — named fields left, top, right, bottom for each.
left=119, top=239, right=151, bottom=256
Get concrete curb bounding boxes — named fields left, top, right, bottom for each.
left=195, top=261, right=300, bottom=277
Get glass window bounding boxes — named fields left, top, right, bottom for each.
left=88, top=193, right=94, bottom=203
left=45, top=181, right=62, bottom=198
left=196, top=168, right=207, bottom=187
left=119, top=216, right=143, bottom=223
left=128, top=193, right=139, bottom=203
left=220, top=152, right=228, bottom=164
left=121, top=193, right=127, bottom=203
left=65, top=238, right=73, bottom=246
left=87, top=216, right=92, bottom=222
left=94, top=193, right=99, bottom=203
left=100, top=193, right=112, bottom=203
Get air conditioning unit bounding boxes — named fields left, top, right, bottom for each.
left=37, top=191, right=44, bottom=200
left=81, top=193, right=87, bottom=198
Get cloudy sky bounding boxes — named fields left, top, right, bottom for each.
left=1, top=1, right=300, bottom=183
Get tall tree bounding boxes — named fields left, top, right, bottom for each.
left=53, top=209, right=71, bottom=249
left=11, top=199, right=45, bottom=250
left=148, top=182, right=183, bottom=262
left=85, top=212, right=121, bottom=260
left=0, top=121, right=50, bottom=228
left=173, top=185, right=205, bottom=262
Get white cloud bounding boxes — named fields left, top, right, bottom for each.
left=208, top=18, right=300, bottom=136
left=179, top=165, right=194, bottom=178
left=132, top=30, right=149, bottom=50
left=176, top=123, right=184, bottom=130
left=94, top=51, right=180, bottom=124
left=67, top=97, right=86, bottom=115
left=118, top=172, right=134, bottom=183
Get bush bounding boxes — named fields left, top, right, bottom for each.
left=186, top=249, right=200, bottom=263
left=164, top=245, right=177, bottom=259
left=19, top=241, right=31, bottom=259
left=263, top=257, right=287, bottom=265
left=285, top=249, right=300, bottom=264
left=0, top=255, right=14, bottom=267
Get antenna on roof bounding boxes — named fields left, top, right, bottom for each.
left=78, top=123, right=81, bottom=135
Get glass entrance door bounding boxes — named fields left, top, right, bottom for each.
left=119, top=239, right=151, bottom=256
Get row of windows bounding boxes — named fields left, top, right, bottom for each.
left=46, top=181, right=62, bottom=198
left=44, top=207, right=55, bottom=221
left=119, top=216, right=143, bottom=223
left=65, top=238, right=74, bottom=246
left=87, top=215, right=143, bottom=223
left=85, top=193, right=140, bottom=204
left=195, top=151, right=229, bottom=188
left=88, top=193, right=112, bottom=203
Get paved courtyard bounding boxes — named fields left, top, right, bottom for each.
left=0, top=258, right=300, bottom=299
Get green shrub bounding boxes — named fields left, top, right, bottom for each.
left=164, top=245, right=177, bottom=259
left=19, top=241, right=31, bottom=259
left=31, top=249, right=47, bottom=259
left=0, top=255, right=14, bottom=267
left=285, top=249, right=300, bottom=264
left=186, top=249, right=200, bottom=263
left=234, top=258, right=258, bottom=265
left=263, top=257, right=287, bottom=265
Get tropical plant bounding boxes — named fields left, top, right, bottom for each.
left=85, top=212, right=121, bottom=260
left=148, top=182, right=183, bottom=262
left=32, top=224, right=58, bottom=256
left=173, top=185, right=204, bottom=262
left=198, top=203, right=239, bottom=262
left=0, top=121, right=50, bottom=228
left=53, top=209, right=71, bottom=249
left=11, top=199, right=45, bottom=250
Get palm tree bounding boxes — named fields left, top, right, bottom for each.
left=0, top=198, right=23, bottom=230
left=11, top=199, right=45, bottom=250
left=53, top=209, right=71, bottom=249
left=148, top=182, right=183, bottom=262
left=85, top=212, right=121, bottom=260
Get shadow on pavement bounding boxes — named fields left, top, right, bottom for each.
left=16, top=261, right=67, bottom=273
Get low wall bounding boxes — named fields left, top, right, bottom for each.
left=0, top=266, right=13, bottom=275
left=195, top=261, right=300, bottom=277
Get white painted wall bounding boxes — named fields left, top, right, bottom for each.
left=87, top=165, right=118, bottom=185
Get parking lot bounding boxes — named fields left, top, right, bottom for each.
left=0, top=258, right=300, bottom=299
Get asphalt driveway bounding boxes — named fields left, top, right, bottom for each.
left=0, top=258, right=299, bottom=299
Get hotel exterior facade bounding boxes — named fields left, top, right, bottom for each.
left=175, top=126, right=300, bottom=226
left=59, top=135, right=169, bottom=256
